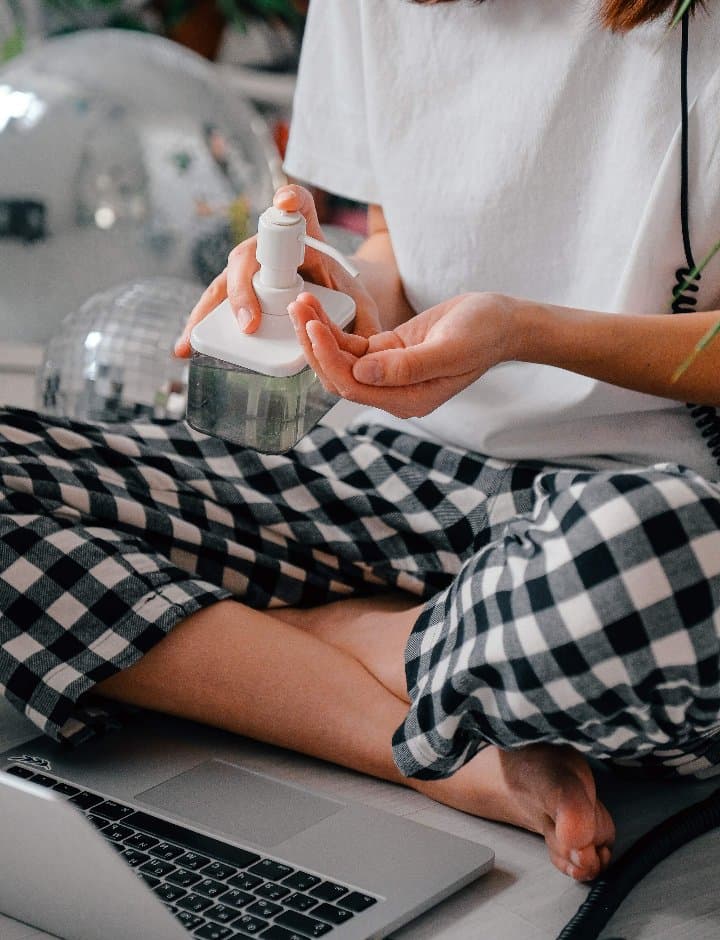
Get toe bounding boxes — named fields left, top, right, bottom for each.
left=595, top=800, right=616, bottom=850
left=543, top=816, right=601, bottom=880
left=551, top=774, right=597, bottom=855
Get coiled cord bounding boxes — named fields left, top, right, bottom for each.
left=555, top=13, right=720, bottom=938
left=673, top=11, right=720, bottom=470
left=555, top=783, right=720, bottom=940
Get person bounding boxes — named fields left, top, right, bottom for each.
left=2, top=0, right=720, bottom=884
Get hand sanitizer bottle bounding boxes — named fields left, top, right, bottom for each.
left=186, top=206, right=358, bottom=453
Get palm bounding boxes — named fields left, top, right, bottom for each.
left=290, top=291, right=510, bottom=419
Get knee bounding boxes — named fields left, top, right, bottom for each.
left=559, top=470, right=720, bottom=616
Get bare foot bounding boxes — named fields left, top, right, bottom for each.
left=418, top=744, right=615, bottom=882
left=270, top=597, right=615, bottom=881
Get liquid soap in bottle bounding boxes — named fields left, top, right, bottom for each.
left=186, top=206, right=357, bottom=453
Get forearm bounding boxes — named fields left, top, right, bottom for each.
left=350, top=207, right=414, bottom=330
left=513, top=300, right=720, bottom=407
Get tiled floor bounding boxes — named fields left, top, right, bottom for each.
left=1, top=698, right=720, bottom=939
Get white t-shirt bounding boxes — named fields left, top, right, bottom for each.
left=284, top=0, right=720, bottom=478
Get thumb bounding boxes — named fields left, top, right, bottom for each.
left=352, top=341, right=454, bottom=387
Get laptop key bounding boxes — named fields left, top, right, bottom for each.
left=219, top=888, right=254, bottom=910
left=69, top=791, right=103, bottom=811
left=281, top=872, right=321, bottom=893
left=127, top=812, right=260, bottom=870
left=140, top=873, right=161, bottom=890
left=103, top=823, right=133, bottom=843
left=205, top=903, right=240, bottom=924
left=195, top=877, right=228, bottom=900
left=52, top=782, right=81, bottom=797
left=311, top=903, right=354, bottom=926
left=154, top=883, right=188, bottom=905
left=93, top=800, right=134, bottom=822
left=122, top=849, right=149, bottom=868
left=230, top=913, right=268, bottom=935
left=284, top=893, right=317, bottom=913
left=309, top=882, right=347, bottom=903
left=176, top=910, right=204, bottom=931
left=260, top=928, right=310, bottom=940
left=86, top=814, right=111, bottom=831
left=167, top=868, right=203, bottom=889
left=140, top=859, right=176, bottom=879
left=246, top=900, right=282, bottom=920
left=337, top=892, right=378, bottom=913
left=28, top=773, right=57, bottom=787
left=149, top=841, right=185, bottom=861
left=255, top=883, right=290, bottom=902
left=228, top=873, right=263, bottom=892
left=203, top=861, right=238, bottom=881
left=247, top=860, right=294, bottom=883
left=5, top=765, right=35, bottom=779
left=275, top=911, right=332, bottom=937
left=194, top=923, right=235, bottom=939
left=177, top=893, right=214, bottom=914
left=176, top=851, right=212, bottom=872
left=124, top=832, right=159, bottom=852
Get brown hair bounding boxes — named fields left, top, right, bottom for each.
left=411, top=0, right=700, bottom=32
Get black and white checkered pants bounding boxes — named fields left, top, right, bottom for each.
left=1, top=407, right=720, bottom=779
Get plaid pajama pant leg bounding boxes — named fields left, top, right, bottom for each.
left=393, top=464, right=720, bottom=781
left=0, top=408, right=518, bottom=743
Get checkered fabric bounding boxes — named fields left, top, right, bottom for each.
left=1, top=408, right=720, bottom=781
left=393, top=465, right=720, bottom=781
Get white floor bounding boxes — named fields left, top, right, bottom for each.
left=1, top=697, right=720, bottom=940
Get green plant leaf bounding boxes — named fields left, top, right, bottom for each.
left=672, top=319, right=720, bottom=382
left=1, top=30, right=24, bottom=62
left=670, top=238, right=720, bottom=380
left=670, top=0, right=695, bottom=29
left=672, top=238, right=720, bottom=308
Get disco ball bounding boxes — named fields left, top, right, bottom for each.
left=37, top=277, right=202, bottom=423
left=0, top=28, right=278, bottom=345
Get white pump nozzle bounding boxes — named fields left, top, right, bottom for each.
left=254, top=207, right=360, bottom=308
left=303, top=235, right=360, bottom=279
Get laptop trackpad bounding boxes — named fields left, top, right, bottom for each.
left=136, top=759, right=342, bottom=848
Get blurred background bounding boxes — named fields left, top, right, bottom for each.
left=0, top=0, right=365, bottom=420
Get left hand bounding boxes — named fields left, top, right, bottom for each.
left=289, top=291, right=517, bottom=419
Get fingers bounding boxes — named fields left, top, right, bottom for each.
left=291, top=292, right=370, bottom=358
left=274, top=184, right=324, bottom=240
left=226, top=235, right=262, bottom=334
left=273, top=185, right=334, bottom=287
left=174, top=269, right=228, bottom=358
left=293, top=307, right=467, bottom=417
left=352, top=339, right=458, bottom=387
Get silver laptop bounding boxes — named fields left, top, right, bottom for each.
left=0, top=712, right=493, bottom=940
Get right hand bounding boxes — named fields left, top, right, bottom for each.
left=174, top=184, right=380, bottom=358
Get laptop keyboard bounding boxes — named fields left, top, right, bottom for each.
left=5, top=764, right=380, bottom=938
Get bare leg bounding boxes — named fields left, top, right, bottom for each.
left=271, top=593, right=616, bottom=881
left=96, top=597, right=614, bottom=881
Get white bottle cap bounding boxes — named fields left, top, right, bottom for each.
left=255, top=208, right=306, bottom=290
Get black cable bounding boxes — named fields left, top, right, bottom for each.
left=671, top=11, right=720, bottom=470
left=678, top=9, right=695, bottom=272
left=555, top=13, right=720, bottom=938
left=555, top=783, right=720, bottom=940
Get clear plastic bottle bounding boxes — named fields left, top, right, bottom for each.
left=186, top=206, right=357, bottom=453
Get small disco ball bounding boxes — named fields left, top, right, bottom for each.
left=0, top=28, right=278, bottom=345
left=37, top=277, right=202, bottom=423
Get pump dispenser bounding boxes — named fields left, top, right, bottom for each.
left=186, top=206, right=358, bottom=453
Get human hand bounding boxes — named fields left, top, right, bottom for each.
left=174, top=184, right=380, bottom=358
left=288, top=291, right=517, bottom=418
